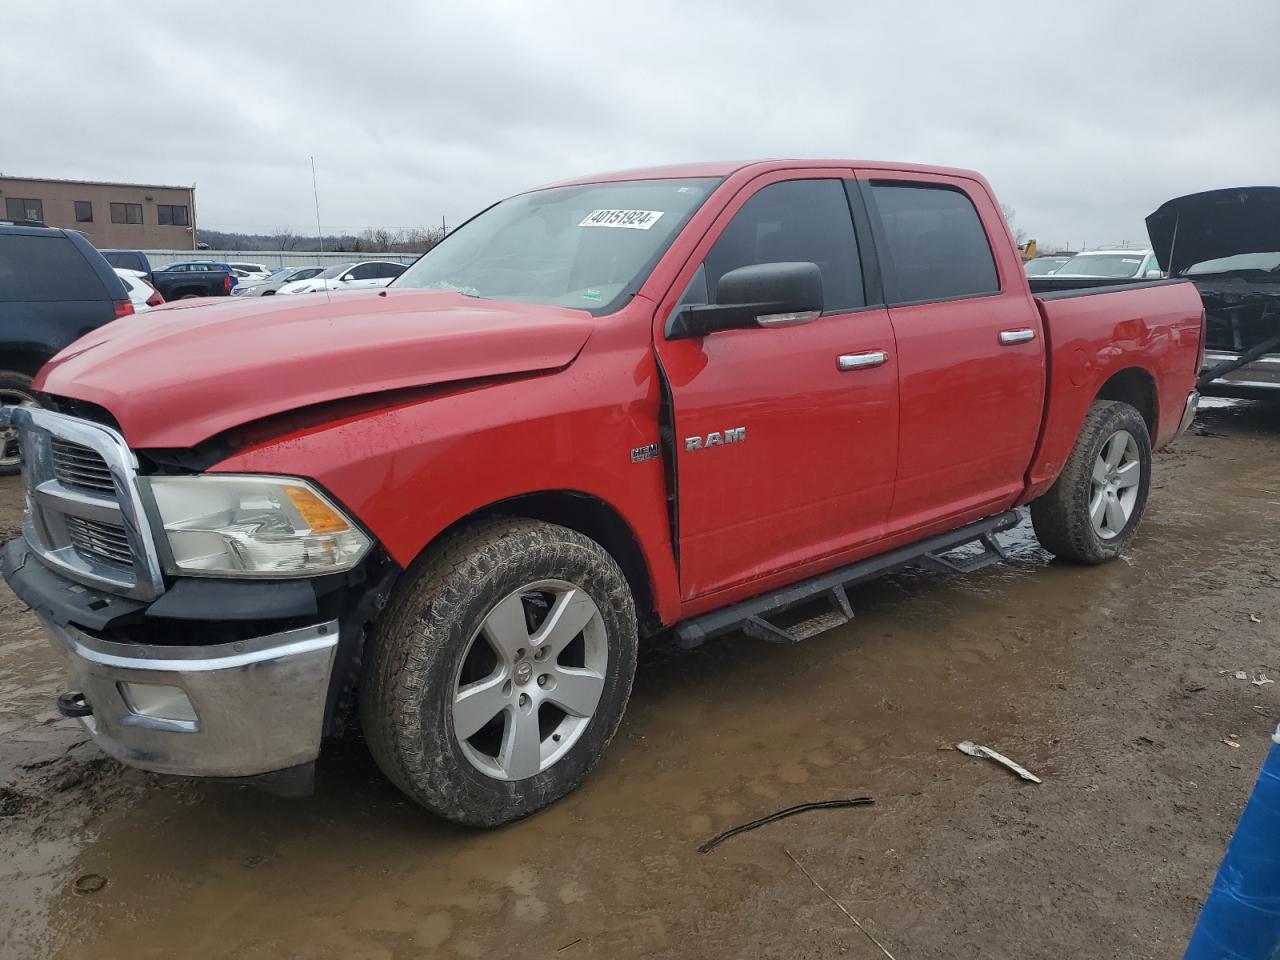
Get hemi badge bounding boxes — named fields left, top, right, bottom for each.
left=630, top=443, right=659, bottom=464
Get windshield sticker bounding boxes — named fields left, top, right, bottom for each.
left=582, top=288, right=603, bottom=302
left=579, top=209, right=665, bottom=230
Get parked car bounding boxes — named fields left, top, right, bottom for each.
left=0, top=223, right=132, bottom=472
left=1051, top=249, right=1163, bottom=280
left=226, top=262, right=272, bottom=282
left=149, top=260, right=237, bottom=300
left=1147, top=186, right=1280, bottom=399
left=0, top=159, right=1202, bottom=826
left=99, top=249, right=155, bottom=283
left=1024, top=255, right=1071, bottom=276
left=113, top=268, right=164, bottom=313
left=278, top=260, right=407, bottom=294
left=232, top=266, right=325, bottom=297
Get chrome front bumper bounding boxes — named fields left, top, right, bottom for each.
left=46, top=617, right=338, bottom=778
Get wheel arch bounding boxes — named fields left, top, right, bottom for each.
left=0, top=348, right=52, bottom=380
left=431, top=489, right=659, bottom=636
left=1094, top=366, right=1158, bottom=438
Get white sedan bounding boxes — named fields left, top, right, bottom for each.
left=114, top=268, right=163, bottom=312
left=278, top=260, right=408, bottom=294
left=226, top=261, right=273, bottom=283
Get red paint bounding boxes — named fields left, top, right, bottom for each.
left=35, top=160, right=1203, bottom=628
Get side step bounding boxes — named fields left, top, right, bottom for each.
left=674, top=511, right=1019, bottom=649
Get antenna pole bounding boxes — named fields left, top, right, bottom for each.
left=311, top=156, right=324, bottom=254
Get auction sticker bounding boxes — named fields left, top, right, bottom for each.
left=579, top=209, right=664, bottom=230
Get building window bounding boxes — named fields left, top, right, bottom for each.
left=5, top=197, right=44, bottom=222
left=74, top=200, right=94, bottom=223
left=157, top=204, right=189, bottom=226
left=110, top=202, right=143, bottom=225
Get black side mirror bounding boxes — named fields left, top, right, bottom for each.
left=668, top=262, right=824, bottom=339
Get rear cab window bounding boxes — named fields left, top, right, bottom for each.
left=0, top=234, right=108, bottom=302
left=868, top=182, right=999, bottom=304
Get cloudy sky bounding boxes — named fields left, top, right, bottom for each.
left=3, top=1, right=1277, bottom=250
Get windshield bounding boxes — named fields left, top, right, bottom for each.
left=1185, top=252, right=1280, bottom=276
left=317, top=263, right=355, bottom=280
left=1024, top=258, right=1067, bottom=276
left=393, top=178, right=719, bottom=311
left=266, top=268, right=294, bottom=280
left=1056, top=253, right=1146, bottom=278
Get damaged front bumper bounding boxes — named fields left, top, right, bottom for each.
left=3, top=537, right=350, bottom=782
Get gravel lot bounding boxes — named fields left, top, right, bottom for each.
left=2, top=400, right=1278, bottom=960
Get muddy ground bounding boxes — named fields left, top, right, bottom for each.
left=3, top=400, right=1279, bottom=959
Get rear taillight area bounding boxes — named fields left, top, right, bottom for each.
left=144, top=281, right=164, bottom=308
left=113, top=299, right=134, bottom=320
left=223, top=274, right=233, bottom=294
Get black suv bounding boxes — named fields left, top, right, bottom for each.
left=0, top=223, right=132, bottom=473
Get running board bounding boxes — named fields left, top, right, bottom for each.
left=674, top=511, right=1020, bottom=649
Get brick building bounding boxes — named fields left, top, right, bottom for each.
left=0, top=175, right=197, bottom=249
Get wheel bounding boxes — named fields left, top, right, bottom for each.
left=0, top=372, right=38, bottom=476
left=1030, top=400, right=1152, bottom=563
left=179, top=293, right=201, bottom=300
left=262, top=290, right=276, bottom=296
left=360, top=517, right=638, bottom=826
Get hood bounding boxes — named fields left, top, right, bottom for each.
left=1147, top=186, right=1280, bottom=276
left=36, top=289, right=594, bottom=448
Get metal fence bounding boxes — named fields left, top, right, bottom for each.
left=142, top=249, right=421, bottom=269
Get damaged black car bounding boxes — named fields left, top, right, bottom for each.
left=1148, top=186, right=1280, bottom=399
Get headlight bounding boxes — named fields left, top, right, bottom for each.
left=288, top=284, right=316, bottom=294
left=142, top=475, right=371, bottom=577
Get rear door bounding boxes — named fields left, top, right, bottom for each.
left=655, top=172, right=899, bottom=600
left=857, top=171, right=1045, bottom=532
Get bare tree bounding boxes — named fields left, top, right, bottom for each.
left=271, top=226, right=298, bottom=251
left=1000, top=204, right=1028, bottom=248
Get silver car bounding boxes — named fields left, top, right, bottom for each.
left=231, top=266, right=326, bottom=297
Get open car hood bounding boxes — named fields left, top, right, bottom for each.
left=36, top=289, right=594, bottom=449
left=1147, top=186, right=1280, bottom=276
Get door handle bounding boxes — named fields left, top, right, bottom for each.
left=999, top=328, right=1036, bottom=345
left=837, top=350, right=888, bottom=371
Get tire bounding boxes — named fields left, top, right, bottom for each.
left=0, top=371, right=38, bottom=476
left=360, top=517, right=638, bottom=826
left=1030, top=400, right=1152, bottom=564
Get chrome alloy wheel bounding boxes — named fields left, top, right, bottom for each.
left=0, top=391, right=35, bottom=470
left=451, top=580, right=608, bottom=781
left=1090, top=429, right=1141, bottom=540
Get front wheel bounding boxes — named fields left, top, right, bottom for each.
left=0, top=371, right=38, bottom=476
left=360, top=518, right=638, bottom=826
left=1030, top=400, right=1152, bottom=563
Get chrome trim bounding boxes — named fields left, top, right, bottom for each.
left=3, top=406, right=165, bottom=600
left=1203, top=350, right=1280, bottom=368
left=46, top=619, right=339, bottom=777
left=837, top=350, right=889, bottom=371
left=999, top=328, right=1037, bottom=345
left=1176, top=390, right=1199, bottom=439
left=758, top=309, right=821, bottom=328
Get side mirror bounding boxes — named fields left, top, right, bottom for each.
left=668, top=262, right=824, bottom=340
left=341, top=274, right=354, bottom=282
left=1145, top=268, right=1163, bottom=279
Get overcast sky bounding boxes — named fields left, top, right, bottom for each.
left=3, top=1, right=1277, bottom=250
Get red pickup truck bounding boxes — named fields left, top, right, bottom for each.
left=2, top=160, right=1203, bottom=826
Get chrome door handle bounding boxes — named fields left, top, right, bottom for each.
left=999, top=328, right=1036, bottom=345
left=837, top=350, right=888, bottom=371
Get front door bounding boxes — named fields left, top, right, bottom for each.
left=654, top=173, right=900, bottom=600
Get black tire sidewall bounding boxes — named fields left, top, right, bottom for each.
left=0, top=371, right=37, bottom=476
left=368, top=521, right=638, bottom=825
left=1081, top=406, right=1152, bottom=559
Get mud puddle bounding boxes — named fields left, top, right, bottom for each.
left=3, top=401, right=1280, bottom=959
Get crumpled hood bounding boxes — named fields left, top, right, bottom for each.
left=1147, top=186, right=1280, bottom=276
left=36, top=289, right=594, bottom=448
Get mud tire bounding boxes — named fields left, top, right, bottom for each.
left=1030, top=400, right=1152, bottom=564
left=360, top=517, right=638, bottom=826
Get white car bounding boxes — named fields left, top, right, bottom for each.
left=113, top=268, right=163, bottom=313
left=1051, top=249, right=1163, bottom=280
left=231, top=266, right=326, bottom=297
left=278, top=260, right=408, bottom=294
left=226, top=262, right=272, bottom=283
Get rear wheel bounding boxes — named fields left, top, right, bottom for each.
left=0, top=372, right=38, bottom=476
left=361, top=517, right=638, bottom=826
left=1030, top=400, right=1152, bottom=563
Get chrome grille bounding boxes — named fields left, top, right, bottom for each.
left=3, top=405, right=165, bottom=601
left=64, top=516, right=133, bottom=568
left=51, top=438, right=116, bottom=493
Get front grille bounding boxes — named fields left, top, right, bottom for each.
left=64, top=515, right=133, bottom=568
left=51, top=438, right=115, bottom=494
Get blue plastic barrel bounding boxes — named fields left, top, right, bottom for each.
left=1186, top=725, right=1280, bottom=958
